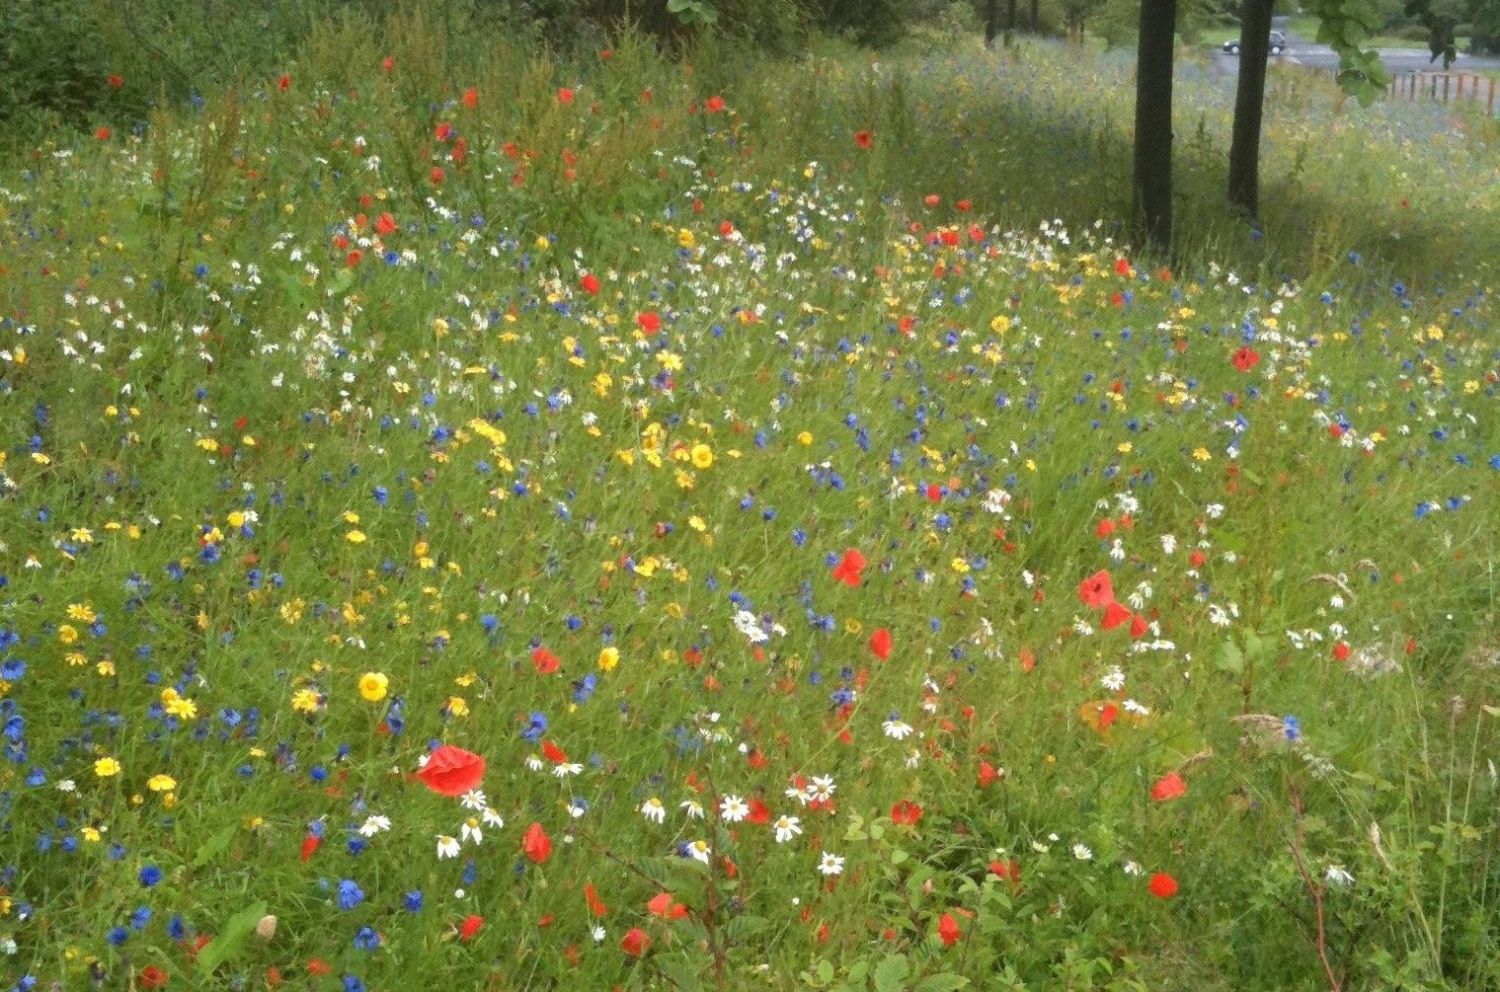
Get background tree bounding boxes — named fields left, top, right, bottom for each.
left=1132, top=0, right=1178, bottom=248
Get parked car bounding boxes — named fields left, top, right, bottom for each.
left=1223, top=30, right=1285, bottom=55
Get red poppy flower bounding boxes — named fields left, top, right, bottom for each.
left=704, top=95, right=725, bottom=113
left=854, top=130, right=873, bottom=149
left=746, top=797, right=770, bottom=824
left=300, top=834, right=321, bottom=861
left=1096, top=518, right=1115, bottom=538
left=140, top=966, right=167, bottom=989
left=532, top=646, right=561, bottom=674
left=429, top=166, right=445, bottom=185
left=891, top=800, right=923, bottom=825
left=1148, top=872, right=1179, bottom=899
left=647, top=892, right=689, bottom=918
left=541, top=738, right=568, bottom=763
left=1115, top=257, right=1132, bottom=276
left=1101, top=600, right=1132, bottom=631
left=523, top=821, right=552, bottom=863
left=977, top=760, right=1000, bottom=787
left=95, top=127, right=112, bottom=141
left=278, top=74, right=291, bottom=91
left=1130, top=614, right=1150, bottom=639
left=1333, top=641, right=1351, bottom=662
left=937, top=912, right=961, bottom=946
left=381, top=56, right=394, bottom=72
left=831, top=548, right=866, bottom=587
left=621, top=927, right=651, bottom=957
left=636, top=311, right=661, bottom=335
left=557, top=87, right=575, bottom=104
left=416, top=744, right=486, bottom=796
left=580, top=273, right=600, bottom=295
left=923, top=194, right=941, bottom=207
left=107, top=74, right=124, bottom=89
left=1151, top=771, right=1187, bottom=803
left=307, top=959, right=334, bottom=977
left=460, top=914, right=484, bottom=940
left=462, top=87, right=478, bottom=109
left=375, top=212, right=397, bottom=236
left=869, top=627, right=892, bottom=661
left=1232, top=346, right=1260, bottom=372
left=1189, top=549, right=1207, bottom=568
left=585, top=882, right=608, bottom=917
left=1077, top=570, right=1114, bottom=608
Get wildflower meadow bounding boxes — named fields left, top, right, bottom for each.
left=1, top=10, right=1498, bottom=992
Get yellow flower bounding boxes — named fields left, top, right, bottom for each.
left=445, top=695, right=469, bottom=717
left=358, top=672, right=389, bottom=702
left=147, top=774, right=177, bottom=792
left=598, top=646, right=620, bottom=672
left=291, top=688, right=323, bottom=714
left=58, top=625, right=79, bottom=645
left=990, top=315, right=1011, bottom=334
left=346, top=529, right=367, bottom=544
left=1192, top=447, right=1211, bottom=462
left=690, top=444, right=714, bottom=469
left=66, top=603, right=97, bottom=623
left=797, top=431, right=813, bottom=446
left=94, top=756, right=121, bottom=778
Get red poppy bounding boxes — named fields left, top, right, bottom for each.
left=1333, top=641, right=1351, bottom=662
left=636, top=311, right=661, bottom=335
left=278, top=74, right=291, bottom=91
left=746, top=797, right=770, bottom=824
left=345, top=250, right=362, bottom=268
left=557, top=87, right=575, bottom=104
left=923, top=194, right=941, bottom=207
left=375, top=212, right=397, bottom=236
left=429, top=166, right=445, bottom=185
left=869, top=627, right=892, bottom=661
left=977, top=760, right=1000, bottom=787
left=1115, top=257, right=1132, bottom=276
left=704, top=95, right=725, bottom=113
left=719, top=220, right=735, bottom=237
left=523, top=821, right=552, bottom=863
left=1096, top=517, right=1115, bottom=538
left=140, top=966, right=167, bottom=989
left=937, top=912, right=961, bottom=946
left=462, top=87, right=478, bottom=110
left=831, top=548, right=866, bottom=587
left=1148, top=872, right=1179, bottom=899
left=585, top=882, right=608, bottom=917
left=1189, top=549, right=1207, bottom=568
left=307, top=959, right=334, bottom=977
left=1077, top=570, right=1114, bottom=609
left=1151, top=771, right=1187, bottom=803
left=1232, top=346, right=1260, bottom=372
left=854, top=130, right=873, bottom=149
left=621, top=927, right=651, bottom=957
left=416, top=744, right=486, bottom=796
left=891, top=800, right=923, bottom=825
left=580, top=273, right=600, bottom=295
left=460, top=914, right=484, bottom=940
left=1129, top=614, right=1150, bottom=639
left=988, top=858, right=1020, bottom=883
left=1101, top=600, right=1132, bottom=631
left=532, top=646, right=561, bottom=674
left=647, top=892, right=689, bottom=919
left=541, top=738, right=568, bottom=763
left=107, top=74, right=124, bottom=89
left=95, top=127, right=112, bottom=141
left=300, top=834, right=321, bottom=861
left=381, top=56, right=394, bottom=72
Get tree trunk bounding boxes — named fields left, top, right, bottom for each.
left=1030, top=0, right=1039, bottom=31
left=1005, top=0, right=1016, bottom=46
left=985, top=0, right=1000, bottom=48
left=1227, top=0, right=1274, bottom=218
left=1132, top=0, right=1177, bottom=250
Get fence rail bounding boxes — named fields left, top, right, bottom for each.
left=1313, top=68, right=1500, bottom=114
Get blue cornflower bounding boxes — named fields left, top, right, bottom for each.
left=336, top=878, right=364, bottom=910
left=139, top=865, right=162, bottom=887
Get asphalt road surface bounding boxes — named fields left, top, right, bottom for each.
left=1211, top=16, right=1500, bottom=76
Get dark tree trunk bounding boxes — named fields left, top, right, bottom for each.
left=985, top=0, right=1000, bottom=48
left=1005, top=0, right=1017, bottom=46
left=1132, top=0, right=1178, bottom=250
left=1228, top=0, right=1274, bottom=218
left=1029, top=0, right=1039, bottom=31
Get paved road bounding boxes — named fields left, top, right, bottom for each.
left=1211, top=15, right=1500, bottom=76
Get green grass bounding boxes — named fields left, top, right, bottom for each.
left=1, top=12, right=1498, bottom=992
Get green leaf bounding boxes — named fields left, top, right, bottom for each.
left=727, top=915, right=769, bottom=941
left=914, top=975, right=971, bottom=992
left=817, top=958, right=836, bottom=984
left=1215, top=639, right=1245, bottom=674
left=890, top=847, right=909, bottom=865
left=873, top=954, right=911, bottom=992
left=661, top=958, right=706, bottom=992
left=194, top=901, right=266, bottom=975
left=192, top=824, right=237, bottom=867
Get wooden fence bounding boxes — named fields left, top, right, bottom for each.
left=1314, top=68, right=1500, bottom=114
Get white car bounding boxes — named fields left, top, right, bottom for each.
left=1223, top=30, right=1286, bottom=56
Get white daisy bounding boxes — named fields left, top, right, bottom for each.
left=460, top=817, right=483, bottom=845
left=357, top=814, right=391, bottom=837
left=1100, top=666, right=1126, bottom=692
left=481, top=806, right=504, bottom=828
left=808, top=775, right=836, bottom=803
left=680, top=798, right=705, bottom=819
left=1072, top=843, right=1093, bottom=861
left=718, top=795, right=749, bottom=822
left=817, top=852, right=845, bottom=876
left=459, top=790, right=488, bottom=811
left=552, top=761, right=583, bottom=778
left=883, top=717, right=914, bottom=740
left=773, top=815, right=803, bottom=844
left=639, top=797, right=667, bottom=824
left=684, top=839, right=712, bottom=864
left=436, top=834, right=460, bottom=859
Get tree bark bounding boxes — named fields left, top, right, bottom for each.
left=985, top=0, right=1000, bottom=48
left=1132, top=0, right=1178, bottom=250
left=1227, top=0, right=1274, bottom=218
left=1030, top=0, right=1039, bottom=31
left=1005, top=0, right=1016, bottom=46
